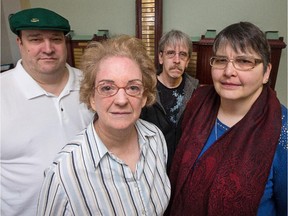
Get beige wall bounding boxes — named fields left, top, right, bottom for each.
left=2, top=0, right=287, bottom=105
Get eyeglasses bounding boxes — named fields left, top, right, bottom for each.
left=163, top=50, right=189, bottom=60
left=95, top=80, right=144, bottom=97
left=210, top=56, right=263, bottom=71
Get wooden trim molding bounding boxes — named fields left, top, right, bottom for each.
left=136, top=0, right=163, bottom=66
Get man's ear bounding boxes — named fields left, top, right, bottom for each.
left=158, top=52, right=164, bottom=65
left=16, top=36, right=22, bottom=45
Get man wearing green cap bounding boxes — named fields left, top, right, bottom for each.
left=0, top=8, right=93, bottom=216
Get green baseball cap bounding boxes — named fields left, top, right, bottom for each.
left=9, top=8, right=71, bottom=35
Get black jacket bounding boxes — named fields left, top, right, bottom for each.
left=140, top=73, right=199, bottom=172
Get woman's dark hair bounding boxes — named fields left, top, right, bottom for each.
left=213, top=22, right=271, bottom=72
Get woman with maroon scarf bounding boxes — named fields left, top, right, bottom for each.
left=167, top=22, right=287, bottom=216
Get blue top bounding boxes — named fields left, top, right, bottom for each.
left=200, top=105, right=287, bottom=216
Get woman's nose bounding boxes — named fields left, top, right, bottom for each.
left=224, top=61, right=237, bottom=77
left=113, top=88, right=129, bottom=104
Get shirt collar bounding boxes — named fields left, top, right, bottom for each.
left=14, top=60, right=79, bottom=99
left=86, top=120, right=156, bottom=170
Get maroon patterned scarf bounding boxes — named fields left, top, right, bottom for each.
left=167, top=85, right=281, bottom=216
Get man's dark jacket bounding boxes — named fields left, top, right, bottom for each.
left=140, top=73, right=199, bottom=172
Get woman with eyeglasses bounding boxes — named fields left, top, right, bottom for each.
left=37, top=35, right=171, bottom=215
left=166, top=22, right=287, bottom=216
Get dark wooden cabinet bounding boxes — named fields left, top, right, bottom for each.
left=66, top=34, right=107, bottom=68
left=194, top=37, right=214, bottom=85
left=189, top=36, right=286, bottom=89
left=268, top=37, right=287, bottom=89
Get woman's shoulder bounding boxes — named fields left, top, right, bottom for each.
left=279, top=104, right=287, bottom=151
left=280, top=104, right=287, bottom=137
left=281, top=104, right=287, bottom=119
left=136, top=119, right=166, bottom=142
left=50, top=129, right=89, bottom=166
left=137, top=119, right=161, bottom=133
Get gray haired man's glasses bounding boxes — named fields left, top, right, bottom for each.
left=163, top=50, right=189, bottom=61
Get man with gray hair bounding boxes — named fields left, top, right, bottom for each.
left=141, top=30, right=199, bottom=172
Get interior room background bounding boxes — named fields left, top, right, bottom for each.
left=2, top=0, right=287, bottom=105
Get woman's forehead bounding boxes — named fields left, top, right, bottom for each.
left=96, top=56, right=142, bottom=80
left=216, top=40, right=258, bottom=56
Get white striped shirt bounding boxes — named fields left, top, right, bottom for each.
left=37, top=119, right=171, bottom=216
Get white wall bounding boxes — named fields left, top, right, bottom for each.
left=1, top=0, right=21, bottom=65
left=2, top=0, right=287, bottom=105
left=29, top=0, right=136, bottom=36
